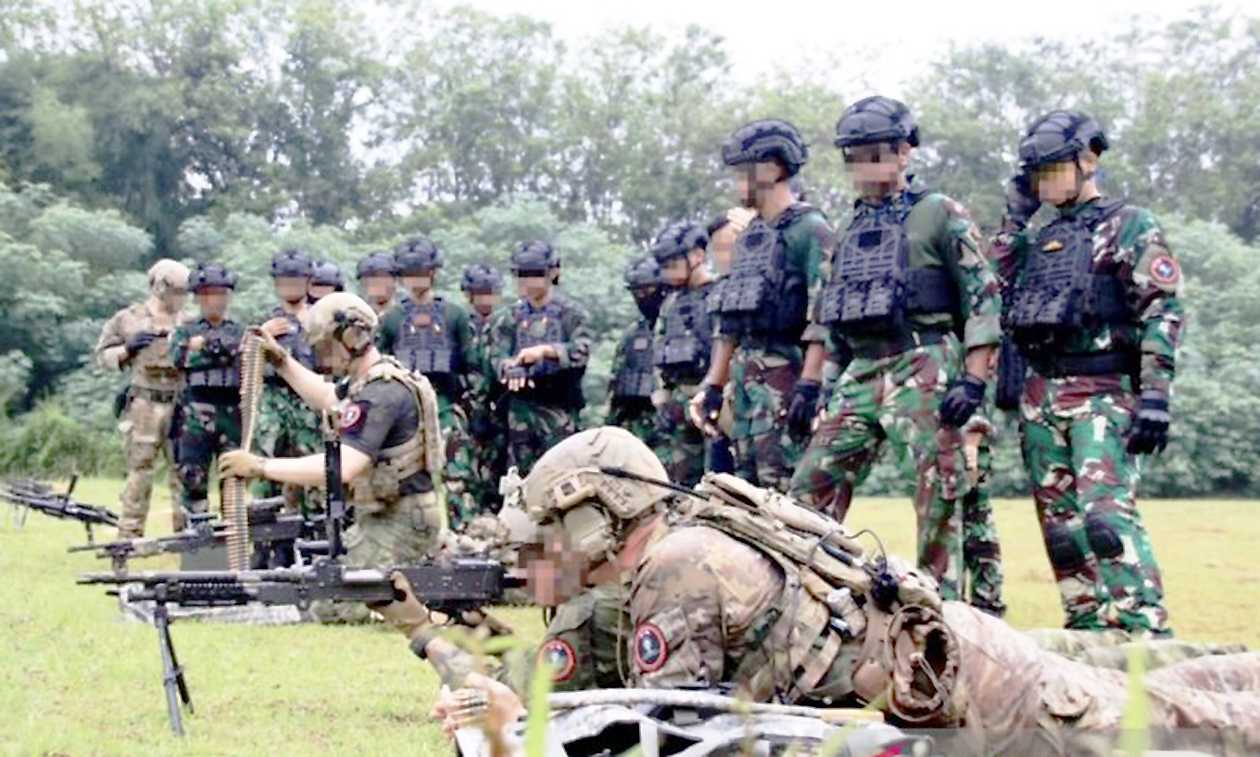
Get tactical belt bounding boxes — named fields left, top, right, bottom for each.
left=188, top=386, right=241, bottom=405
left=1029, top=351, right=1136, bottom=378
left=851, top=328, right=947, bottom=361
left=130, top=387, right=178, bottom=404
left=905, top=269, right=959, bottom=314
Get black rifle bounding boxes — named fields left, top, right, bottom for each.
left=78, top=556, right=521, bottom=736
left=2, top=476, right=118, bottom=542
left=68, top=497, right=319, bottom=572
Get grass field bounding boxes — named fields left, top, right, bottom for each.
left=2, top=478, right=1258, bottom=755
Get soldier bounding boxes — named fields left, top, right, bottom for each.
left=460, top=263, right=508, bottom=509
left=356, top=250, right=399, bottom=315
left=961, top=404, right=1005, bottom=617
left=308, top=260, right=345, bottom=302
left=377, top=237, right=480, bottom=528
left=692, top=120, right=832, bottom=492
left=700, top=213, right=739, bottom=475
left=253, top=249, right=323, bottom=513
left=787, top=97, right=1002, bottom=601
left=219, top=292, right=446, bottom=573
left=607, top=255, right=662, bottom=444
left=489, top=241, right=592, bottom=475
left=94, top=259, right=190, bottom=538
left=650, top=222, right=716, bottom=487
left=991, top=110, right=1183, bottom=636
left=169, top=263, right=245, bottom=520
left=435, top=427, right=1260, bottom=755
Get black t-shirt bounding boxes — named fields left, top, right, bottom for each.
left=339, top=378, right=431, bottom=494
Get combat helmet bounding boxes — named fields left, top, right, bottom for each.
left=356, top=251, right=397, bottom=280
left=190, top=262, right=237, bottom=292
left=834, top=96, right=919, bottom=148
left=722, top=119, right=809, bottom=177
left=306, top=292, right=379, bottom=356
left=310, top=260, right=344, bottom=290
left=650, top=221, right=709, bottom=266
left=623, top=255, right=660, bottom=289
left=1018, top=110, right=1109, bottom=172
left=147, top=259, right=191, bottom=295
left=394, top=236, right=443, bottom=273
left=461, top=263, right=504, bottom=294
left=510, top=240, right=559, bottom=274
left=270, top=248, right=313, bottom=278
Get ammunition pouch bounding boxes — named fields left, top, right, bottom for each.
left=714, top=204, right=816, bottom=342
left=187, top=367, right=240, bottom=390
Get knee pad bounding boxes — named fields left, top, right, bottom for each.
left=1085, top=513, right=1124, bottom=561
left=1045, top=521, right=1087, bottom=572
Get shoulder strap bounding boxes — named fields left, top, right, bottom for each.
left=356, top=357, right=445, bottom=476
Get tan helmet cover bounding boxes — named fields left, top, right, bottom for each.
left=306, top=291, right=378, bottom=352
left=521, top=426, right=670, bottom=528
left=147, top=259, right=191, bottom=296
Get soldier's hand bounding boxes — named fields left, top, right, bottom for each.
left=1127, top=391, right=1170, bottom=455
left=125, top=331, right=160, bottom=357
left=786, top=379, right=822, bottom=439
left=260, top=317, right=292, bottom=338
left=431, top=673, right=525, bottom=741
left=1005, top=175, right=1040, bottom=230
left=726, top=207, right=756, bottom=235
left=188, top=335, right=206, bottom=352
left=249, top=326, right=290, bottom=367
left=218, top=450, right=266, bottom=480
left=939, top=374, right=986, bottom=428
left=375, top=572, right=432, bottom=640
left=503, top=364, right=530, bottom=393
left=514, top=345, right=546, bottom=365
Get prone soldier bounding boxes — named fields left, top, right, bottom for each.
left=460, top=263, right=508, bottom=509
left=94, top=259, right=190, bottom=538
left=607, top=255, right=663, bottom=445
left=991, top=111, right=1183, bottom=636
left=169, top=263, right=245, bottom=520
left=378, top=237, right=481, bottom=528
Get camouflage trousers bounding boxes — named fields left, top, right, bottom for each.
left=652, top=384, right=707, bottom=488
left=962, top=444, right=1005, bottom=616
left=465, top=400, right=508, bottom=510
left=174, top=399, right=241, bottom=515
left=1020, top=372, right=1170, bottom=636
left=438, top=394, right=480, bottom=531
left=789, top=338, right=969, bottom=600
left=730, top=349, right=803, bottom=493
left=506, top=398, right=579, bottom=476
left=608, top=398, right=658, bottom=449
left=1025, top=627, right=1247, bottom=671
left=251, top=384, right=322, bottom=513
left=116, top=392, right=183, bottom=538
left=310, top=489, right=445, bottom=623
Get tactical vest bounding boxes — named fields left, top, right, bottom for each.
left=612, top=319, right=656, bottom=400
left=654, top=284, right=714, bottom=383
left=818, top=191, right=959, bottom=339
left=394, top=298, right=459, bottom=392
left=268, top=307, right=316, bottom=374
left=1008, top=200, right=1130, bottom=353
left=342, top=357, right=444, bottom=513
left=510, top=299, right=584, bottom=408
left=184, top=319, right=243, bottom=394
left=126, top=304, right=182, bottom=391
left=713, top=204, right=817, bottom=342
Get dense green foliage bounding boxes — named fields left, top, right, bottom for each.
left=0, top=3, right=1257, bottom=495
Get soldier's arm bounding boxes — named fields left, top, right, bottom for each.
left=489, top=310, right=515, bottom=379
left=169, top=327, right=190, bottom=368
left=261, top=446, right=371, bottom=489
left=1123, top=210, right=1185, bottom=397
left=552, top=304, right=592, bottom=369
left=451, top=304, right=478, bottom=381
left=795, top=211, right=834, bottom=353
left=941, top=198, right=1002, bottom=378
left=94, top=311, right=130, bottom=371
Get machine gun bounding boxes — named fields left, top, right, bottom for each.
left=68, top=497, right=320, bottom=571
left=2, top=476, right=119, bottom=542
left=78, top=556, right=522, bottom=736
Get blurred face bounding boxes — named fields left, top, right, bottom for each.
left=732, top=161, right=783, bottom=209
left=1031, top=154, right=1096, bottom=207
left=399, top=271, right=435, bottom=299
left=158, top=285, right=188, bottom=314
left=709, top=224, right=737, bottom=275
left=273, top=276, right=309, bottom=305
left=515, top=270, right=551, bottom=301
left=468, top=291, right=500, bottom=317
left=195, top=288, right=231, bottom=321
left=308, top=283, right=337, bottom=302
left=313, top=334, right=354, bottom=377
left=660, top=255, right=689, bottom=287
left=526, top=531, right=589, bottom=607
left=843, top=140, right=909, bottom=197
left=360, top=275, right=396, bottom=306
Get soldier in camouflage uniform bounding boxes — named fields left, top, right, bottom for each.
left=607, top=255, right=662, bottom=445
left=650, top=222, right=716, bottom=487
left=220, top=292, right=446, bottom=578
left=169, top=263, right=245, bottom=520
left=308, top=260, right=344, bottom=302
left=356, top=250, right=399, bottom=316
left=94, top=259, right=190, bottom=538
left=692, top=120, right=831, bottom=492
left=786, top=97, right=1002, bottom=601
left=961, top=403, right=1005, bottom=616
left=490, top=241, right=591, bottom=475
left=699, top=213, right=739, bottom=475
left=378, top=237, right=481, bottom=528
left=460, top=263, right=508, bottom=509
left=253, top=249, right=323, bottom=514
left=991, top=111, right=1183, bottom=636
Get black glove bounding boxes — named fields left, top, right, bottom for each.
left=1005, top=175, right=1040, bottom=230
left=1127, top=391, right=1170, bottom=455
left=939, top=374, right=986, bottom=428
left=125, top=331, right=159, bottom=357
left=786, top=379, right=821, bottom=438
left=701, top=384, right=724, bottom=421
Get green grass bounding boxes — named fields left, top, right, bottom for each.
left=2, top=478, right=1257, bottom=755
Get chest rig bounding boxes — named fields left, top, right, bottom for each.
left=185, top=319, right=244, bottom=394
left=612, top=318, right=656, bottom=400
left=395, top=298, right=458, bottom=379
left=514, top=300, right=567, bottom=379
left=818, top=191, right=958, bottom=339
left=654, top=284, right=714, bottom=383
left=712, top=204, right=815, bottom=342
left=1009, top=200, right=1130, bottom=352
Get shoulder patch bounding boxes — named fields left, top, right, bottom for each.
left=1149, top=254, right=1181, bottom=287
left=633, top=622, right=668, bottom=673
left=339, top=401, right=369, bottom=434
left=538, top=638, right=577, bottom=682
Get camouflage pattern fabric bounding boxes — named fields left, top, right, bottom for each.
left=962, top=412, right=1005, bottom=617
left=506, top=400, right=578, bottom=476
left=652, top=384, right=707, bottom=487
left=116, top=394, right=183, bottom=537
left=607, top=400, right=657, bottom=447
left=464, top=311, right=508, bottom=508
left=437, top=394, right=480, bottom=530
left=788, top=337, right=969, bottom=600
left=537, top=580, right=630, bottom=692
left=729, top=348, right=803, bottom=493
left=251, top=384, right=322, bottom=512
left=991, top=200, right=1183, bottom=636
left=174, top=401, right=241, bottom=514
left=1026, top=627, right=1247, bottom=672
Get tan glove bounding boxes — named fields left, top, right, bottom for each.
left=376, top=572, right=433, bottom=641
left=248, top=325, right=290, bottom=367
left=726, top=207, right=756, bottom=235
left=218, top=450, right=266, bottom=480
